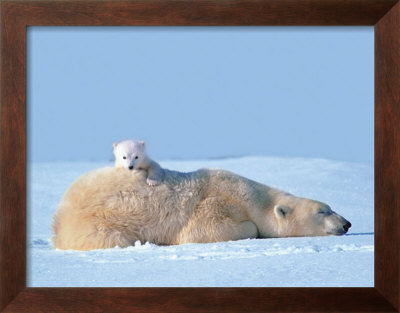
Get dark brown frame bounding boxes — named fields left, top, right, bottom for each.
left=1, top=0, right=399, bottom=312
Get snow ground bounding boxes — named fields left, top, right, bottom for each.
left=27, top=156, right=374, bottom=287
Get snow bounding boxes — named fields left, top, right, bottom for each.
left=27, top=156, right=374, bottom=287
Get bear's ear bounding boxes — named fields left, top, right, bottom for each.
left=113, top=142, right=119, bottom=148
left=274, top=204, right=292, bottom=219
left=139, top=141, right=146, bottom=147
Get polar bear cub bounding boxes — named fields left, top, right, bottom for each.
left=113, top=139, right=164, bottom=186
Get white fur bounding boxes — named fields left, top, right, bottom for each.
left=113, top=139, right=164, bottom=186
left=52, top=167, right=351, bottom=250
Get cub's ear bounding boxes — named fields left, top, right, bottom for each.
left=113, top=142, right=119, bottom=148
left=274, top=204, right=292, bottom=219
left=139, top=140, right=146, bottom=147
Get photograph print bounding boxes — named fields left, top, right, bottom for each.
left=27, top=26, right=374, bottom=287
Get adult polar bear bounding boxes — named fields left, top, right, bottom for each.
left=52, top=167, right=351, bottom=250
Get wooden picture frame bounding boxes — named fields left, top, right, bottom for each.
left=1, top=0, right=399, bottom=312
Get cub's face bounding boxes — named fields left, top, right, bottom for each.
left=273, top=199, right=351, bottom=237
left=113, top=140, right=145, bottom=170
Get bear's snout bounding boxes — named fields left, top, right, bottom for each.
left=335, top=219, right=351, bottom=235
left=128, top=166, right=134, bottom=170
left=343, top=221, right=352, bottom=233
left=326, top=214, right=352, bottom=235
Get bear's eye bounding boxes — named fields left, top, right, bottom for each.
left=123, top=156, right=126, bottom=160
left=135, top=156, right=138, bottom=159
left=317, top=210, right=326, bottom=215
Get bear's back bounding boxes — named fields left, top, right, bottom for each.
left=52, top=167, right=213, bottom=249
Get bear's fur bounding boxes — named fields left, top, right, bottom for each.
left=113, top=139, right=164, bottom=186
left=52, top=167, right=351, bottom=250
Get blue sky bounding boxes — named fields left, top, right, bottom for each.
left=27, top=27, right=374, bottom=163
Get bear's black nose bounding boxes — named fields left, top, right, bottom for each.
left=343, top=221, right=352, bottom=232
left=128, top=166, right=134, bottom=170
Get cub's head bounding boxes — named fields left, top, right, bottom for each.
left=113, top=139, right=146, bottom=170
left=271, top=197, right=351, bottom=237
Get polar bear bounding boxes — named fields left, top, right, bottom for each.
left=52, top=167, right=351, bottom=250
left=113, top=139, right=164, bottom=186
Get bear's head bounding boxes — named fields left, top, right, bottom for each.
left=268, top=196, right=351, bottom=237
left=113, top=139, right=146, bottom=170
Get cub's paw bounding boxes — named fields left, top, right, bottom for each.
left=147, top=178, right=161, bottom=186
